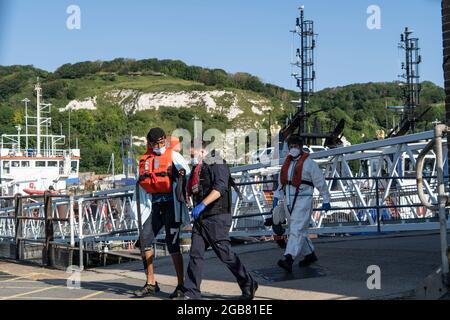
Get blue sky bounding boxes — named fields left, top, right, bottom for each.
left=0, top=0, right=444, bottom=90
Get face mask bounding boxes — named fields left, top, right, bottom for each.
left=191, top=149, right=205, bottom=165
left=153, top=146, right=166, bottom=155
left=289, top=148, right=301, bottom=158
left=191, top=158, right=200, bottom=166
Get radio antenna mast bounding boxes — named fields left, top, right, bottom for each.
left=290, top=5, right=316, bottom=137
left=399, top=27, right=422, bottom=133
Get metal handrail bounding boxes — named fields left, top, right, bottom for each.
left=416, top=124, right=450, bottom=285
left=417, top=139, right=439, bottom=210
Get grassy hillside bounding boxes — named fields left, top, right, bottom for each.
left=0, top=59, right=445, bottom=173
left=307, top=81, right=445, bottom=144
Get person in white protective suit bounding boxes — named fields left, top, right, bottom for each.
left=273, top=134, right=331, bottom=273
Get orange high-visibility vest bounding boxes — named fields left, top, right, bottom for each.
left=138, top=149, right=173, bottom=194
left=280, top=152, right=310, bottom=188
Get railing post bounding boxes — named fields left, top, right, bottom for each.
left=417, top=124, right=450, bottom=286
left=433, top=125, right=450, bottom=285
left=375, top=178, right=381, bottom=233
left=69, top=195, right=75, bottom=248
left=78, top=198, right=84, bottom=271
left=43, top=192, right=54, bottom=267
left=14, top=194, right=22, bottom=260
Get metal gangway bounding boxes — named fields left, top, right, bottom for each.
left=230, top=129, right=449, bottom=235
left=0, top=130, right=449, bottom=270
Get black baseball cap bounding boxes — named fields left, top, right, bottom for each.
left=147, top=128, right=166, bottom=143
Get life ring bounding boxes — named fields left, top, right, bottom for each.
left=29, top=182, right=35, bottom=190
left=416, top=206, right=426, bottom=218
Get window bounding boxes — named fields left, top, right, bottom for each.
left=47, top=161, right=58, bottom=167
left=36, top=161, right=46, bottom=167
left=21, top=161, right=30, bottom=167
left=2, top=161, right=10, bottom=174
left=71, top=161, right=78, bottom=174
left=12, top=161, right=20, bottom=168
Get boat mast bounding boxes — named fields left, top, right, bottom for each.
left=22, top=98, right=30, bottom=152
left=35, top=82, right=42, bottom=156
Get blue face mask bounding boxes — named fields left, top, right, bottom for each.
left=191, top=150, right=205, bottom=166
left=153, top=146, right=166, bottom=155
left=191, top=158, right=199, bottom=166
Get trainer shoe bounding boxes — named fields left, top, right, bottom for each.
left=133, top=282, right=160, bottom=297
left=298, top=252, right=318, bottom=268
left=277, top=254, right=294, bottom=273
left=169, top=284, right=186, bottom=299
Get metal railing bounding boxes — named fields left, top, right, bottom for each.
left=229, top=174, right=448, bottom=237
left=0, top=193, right=72, bottom=266
left=0, top=172, right=449, bottom=270
left=1, top=148, right=78, bottom=158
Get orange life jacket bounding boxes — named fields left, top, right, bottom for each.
left=138, top=148, right=173, bottom=194
left=280, top=152, right=310, bottom=188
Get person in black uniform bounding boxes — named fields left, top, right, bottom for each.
left=181, top=144, right=258, bottom=300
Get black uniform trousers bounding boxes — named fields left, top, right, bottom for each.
left=184, top=213, right=254, bottom=299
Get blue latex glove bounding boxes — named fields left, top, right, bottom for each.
left=272, top=197, right=279, bottom=209
left=322, top=203, right=331, bottom=213
left=192, top=203, right=206, bottom=220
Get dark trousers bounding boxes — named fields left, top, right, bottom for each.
left=141, top=201, right=181, bottom=254
left=184, top=213, right=254, bottom=299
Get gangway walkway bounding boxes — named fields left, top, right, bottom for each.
left=0, top=230, right=448, bottom=300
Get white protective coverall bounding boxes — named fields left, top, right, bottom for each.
left=131, top=150, right=191, bottom=227
left=274, top=155, right=331, bottom=259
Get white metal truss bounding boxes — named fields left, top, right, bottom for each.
left=1, top=130, right=450, bottom=245
left=229, top=130, right=450, bottom=235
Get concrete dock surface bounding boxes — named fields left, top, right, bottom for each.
left=0, top=230, right=449, bottom=300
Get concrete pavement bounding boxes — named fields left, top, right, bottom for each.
left=0, top=231, right=448, bottom=300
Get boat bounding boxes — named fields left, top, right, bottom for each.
left=0, top=81, right=80, bottom=196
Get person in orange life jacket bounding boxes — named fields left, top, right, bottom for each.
left=274, top=134, right=331, bottom=273
left=180, top=143, right=258, bottom=300
left=133, top=127, right=191, bottom=298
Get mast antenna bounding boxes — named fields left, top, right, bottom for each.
left=290, top=5, right=316, bottom=138
left=398, top=27, right=422, bottom=133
